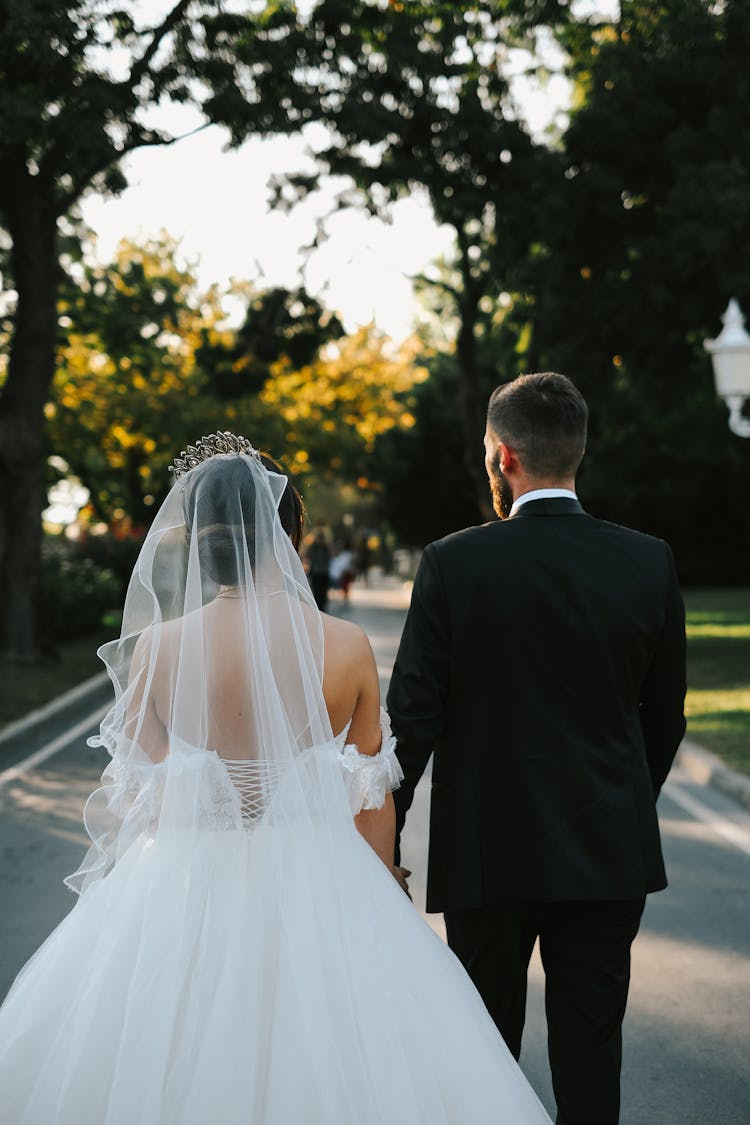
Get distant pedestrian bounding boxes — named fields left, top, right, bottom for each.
left=330, top=543, right=355, bottom=603
left=355, top=533, right=372, bottom=586
left=306, top=531, right=331, bottom=611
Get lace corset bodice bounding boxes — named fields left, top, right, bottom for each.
left=217, top=709, right=402, bottom=827
left=106, top=712, right=403, bottom=837
left=218, top=758, right=290, bottom=826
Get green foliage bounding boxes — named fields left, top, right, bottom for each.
left=527, top=0, right=750, bottom=582
left=0, top=0, right=334, bottom=658
left=247, top=1, right=556, bottom=505
left=197, top=286, right=344, bottom=399
left=41, top=537, right=120, bottom=642
left=373, top=354, right=483, bottom=546
left=374, top=276, right=541, bottom=545
left=50, top=234, right=245, bottom=527
left=50, top=234, right=425, bottom=532
left=0, top=0, right=297, bottom=225
left=72, top=530, right=145, bottom=603
left=261, top=325, right=428, bottom=481
left=4, top=0, right=749, bottom=668
left=684, top=587, right=750, bottom=775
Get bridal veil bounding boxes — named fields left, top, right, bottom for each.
left=65, top=440, right=361, bottom=895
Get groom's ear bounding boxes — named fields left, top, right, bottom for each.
left=498, top=441, right=514, bottom=475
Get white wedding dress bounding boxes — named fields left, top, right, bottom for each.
left=0, top=720, right=550, bottom=1125
left=0, top=442, right=551, bottom=1124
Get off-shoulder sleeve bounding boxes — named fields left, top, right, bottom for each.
left=338, top=708, right=404, bottom=814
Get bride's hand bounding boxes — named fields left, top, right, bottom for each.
left=392, top=865, right=412, bottom=899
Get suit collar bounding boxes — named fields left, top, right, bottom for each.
left=508, top=497, right=587, bottom=519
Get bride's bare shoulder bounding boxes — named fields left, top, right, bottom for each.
left=320, top=612, right=373, bottom=663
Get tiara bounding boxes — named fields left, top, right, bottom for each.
left=169, top=432, right=263, bottom=479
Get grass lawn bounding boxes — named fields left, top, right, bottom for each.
left=0, top=629, right=112, bottom=732
left=684, top=588, right=750, bottom=777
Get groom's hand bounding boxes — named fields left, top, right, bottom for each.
left=393, top=866, right=412, bottom=899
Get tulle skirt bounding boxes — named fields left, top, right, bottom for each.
left=0, top=820, right=551, bottom=1124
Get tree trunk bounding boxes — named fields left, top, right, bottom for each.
left=455, top=285, right=493, bottom=522
left=0, top=198, right=59, bottom=661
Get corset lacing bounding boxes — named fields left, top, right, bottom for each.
left=219, top=759, right=287, bottom=825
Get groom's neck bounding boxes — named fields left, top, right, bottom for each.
left=512, top=476, right=577, bottom=503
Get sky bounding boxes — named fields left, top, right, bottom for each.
left=81, top=124, right=460, bottom=340
left=76, top=1, right=620, bottom=340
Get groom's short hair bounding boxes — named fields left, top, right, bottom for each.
left=487, top=373, right=588, bottom=479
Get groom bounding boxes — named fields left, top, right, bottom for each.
left=387, top=373, right=686, bottom=1125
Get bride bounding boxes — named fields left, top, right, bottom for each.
left=0, top=436, right=551, bottom=1125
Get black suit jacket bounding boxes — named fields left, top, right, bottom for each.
left=387, top=498, right=687, bottom=913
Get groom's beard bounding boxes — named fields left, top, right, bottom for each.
left=488, top=455, right=514, bottom=519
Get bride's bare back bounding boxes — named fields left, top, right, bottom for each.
left=123, top=592, right=393, bottom=867
left=128, top=598, right=382, bottom=762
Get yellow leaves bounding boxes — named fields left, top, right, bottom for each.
left=113, top=232, right=195, bottom=289
left=515, top=322, right=532, bottom=357
left=593, top=25, right=618, bottom=47
left=260, top=325, right=427, bottom=455
left=111, top=424, right=133, bottom=448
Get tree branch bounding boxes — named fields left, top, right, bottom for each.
left=124, top=0, right=193, bottom=93
left=54, top=122, right=212, bottom=215
left=407, top=272, right=461, bottom=302
left=42, top=109, right=210, bottom=206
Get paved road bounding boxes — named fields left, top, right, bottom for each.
left=1, top=580, right=749, bottom=1123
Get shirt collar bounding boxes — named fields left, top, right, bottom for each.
left=509, top=488, right=578, bottom=518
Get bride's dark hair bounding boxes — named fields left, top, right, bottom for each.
left=182, top=452, right=305, bottom=585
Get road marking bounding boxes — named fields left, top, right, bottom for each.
left=0, top=707, right=107, bottom=788
left=0, top=671, right=107, bottom=749
left=663, top=779, right=750, bottom=858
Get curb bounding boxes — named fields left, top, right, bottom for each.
left=677, top=739, right=750, bottom=813
left=0, top=671, right=109, bottom=749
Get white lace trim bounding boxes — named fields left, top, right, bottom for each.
left=338, top=709, right=403, bottom=814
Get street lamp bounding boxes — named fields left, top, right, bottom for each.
left=704, top=298, right=750, bottom=438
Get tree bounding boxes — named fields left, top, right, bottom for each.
left=51, top=235, right=235, bottom=527
left=530, top=0, right=750, bottom=581
left=244, top=0, right=557, bottom=515
left=373, top=285, right=529, bottom=545
left=197, top=285, right=343, bottom=400
left=0, top=0, right=588, bottom=657
left=0, top=0, right=328, bottom=658
left=261, top=323, right=428, bottom=483
left=373, top=352, right=483, bottom=546
left=51, top=232, right=424, bottom=539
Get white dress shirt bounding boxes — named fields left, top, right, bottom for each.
left=509, top=488, right=578, bottom=518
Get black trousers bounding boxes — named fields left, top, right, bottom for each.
left=444, top=898, right=646, bottom=1125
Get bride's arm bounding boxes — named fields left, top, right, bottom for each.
left=123, top=630, right=170, bottom=764
left=355, top=795, right=396, bottom=870
left=346, top=632, right=397, bottom=871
